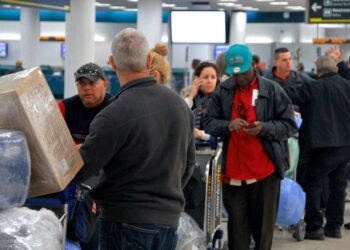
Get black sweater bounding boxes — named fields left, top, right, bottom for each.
left=78, top=77, right=195, bottom=226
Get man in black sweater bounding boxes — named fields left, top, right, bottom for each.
left=77, top=28, right=195, bottom=250
left=284, top=56, right=350, bottom=240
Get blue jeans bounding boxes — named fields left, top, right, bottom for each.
left=99, top=217, right=178, bottom=250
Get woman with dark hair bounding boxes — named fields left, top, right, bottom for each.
left=184, top=61, right=219, bottom=145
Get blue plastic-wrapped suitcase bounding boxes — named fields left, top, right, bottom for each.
left=0, top=129, right=31, bottom=209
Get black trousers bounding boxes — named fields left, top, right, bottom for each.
left=304, top=147, right=350, bottom=232
left=222, top=174, right=280, bottom=250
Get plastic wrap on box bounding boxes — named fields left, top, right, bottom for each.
left=0, top=129, right=30, bottom=209
left=276, top=177, right=306, bottom=225
left=0, top=207, right=62, bottom=250
left=0, top=68, right=83, bottom=197
left=176, top=212, right=206, bottom=250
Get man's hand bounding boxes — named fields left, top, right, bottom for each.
left=243, top=121, right=262, bottom=136
left=194, top=128, right=203, bottom=139
left=228, top=118, right=249, bottom=132
left=327, top=45, right=343, bottom=63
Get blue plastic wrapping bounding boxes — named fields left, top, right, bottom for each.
left=276, top=177, right=305, bottom=225
left=0, top=129, right=30, bottom=209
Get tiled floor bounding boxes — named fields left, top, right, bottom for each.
left=221, top=195, right=350, bottom=250
left=272, top=201, right=350, bottom=250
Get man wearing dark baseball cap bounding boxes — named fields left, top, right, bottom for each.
left=74, top=62, right=107, bottom=84
left=58, top=62, right=111, bottom=249
left=203, top=44, right=297, bottom=250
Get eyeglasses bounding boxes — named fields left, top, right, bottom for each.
left=238, top=102, right=247, bottom=120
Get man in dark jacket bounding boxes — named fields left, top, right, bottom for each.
left=327, top=45, right=350, bottom=231
left=76, top=28, right=195, bottom=250
left=266, top=47, right=313, bottom=89
left=284, top=56, right=350, bottom=240
left=203, top=44, right=297, bottom=250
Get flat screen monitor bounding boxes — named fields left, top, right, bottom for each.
left=61, top=43, right=66, bottom=58
left=0, top=42, right=8, bottom=58
left=214, top=45, right=229, bottom=60
left=170, top=10, right=229, bottom=44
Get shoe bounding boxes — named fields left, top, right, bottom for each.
left=324, top=229, right=342, bottom=238
left=344, top=222, right=350, bottom=230
left=305, top=228, right=325, bottom=240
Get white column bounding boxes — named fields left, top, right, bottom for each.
left=64, top=0, right=95, bottom=98
left=229, top=11, right=247, bottom=45
left=20, top=8, right=40, bottom=69
left=137, top=0, right=162, bottom=47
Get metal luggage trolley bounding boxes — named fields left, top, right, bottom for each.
left=276, top=136, right=306, bottom=242
left=25, top=181, right=76, bottom=250
left=201, top=144, right=226, bottom=250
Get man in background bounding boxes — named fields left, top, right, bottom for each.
left=266, top=47, right=312, bottom=89
left=203, top=44, right=296, bottom=250
left=77, top=28, right=195, bottom=250
left=284, top=56, right=350, bottom=240
left=58, top=62, right=110, bottom=250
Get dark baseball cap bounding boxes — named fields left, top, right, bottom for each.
left=74, top=63, right=106, bottom=83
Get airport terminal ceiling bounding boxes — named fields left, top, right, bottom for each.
left=96, top=0, right=307, bottom=12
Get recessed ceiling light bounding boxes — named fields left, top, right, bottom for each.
left=285, top=6, right=305, bottom=11
left=270, top=2, right=288, bottom=5
left=95, top=2, right=111, bottom=7
left=173, top=7, right=188, bottom=10
left=173, top=6, right=188, bottom=10
left=162, top=3, right=176, bottom=8
left=218, top=3, right=241, bottom=7
left=110, top=6, right=126, bottom=10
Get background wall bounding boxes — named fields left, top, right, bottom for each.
left=1, top=20, right=350, bottom=73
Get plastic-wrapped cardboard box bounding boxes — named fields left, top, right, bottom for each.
left=0, top=67, right=83, bottom=197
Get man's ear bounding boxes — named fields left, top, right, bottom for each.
left=109, top=55, right=117, bottom=71
left=146, top=52, right=153, bottom=70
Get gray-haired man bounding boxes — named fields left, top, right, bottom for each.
left=76, top=28, right=195, bottom=249
left=284, top=56, right=350, bottom=240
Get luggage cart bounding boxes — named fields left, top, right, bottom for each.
left=25, top=181, right=76, bottom=250
left=202, top=144, right=226, bottom=250
left=277, top=136, right=306, bottom=242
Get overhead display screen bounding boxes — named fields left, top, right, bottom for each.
left=0, top=0, right=70, bottom=11
left=170, top=10, right=229, bottom=44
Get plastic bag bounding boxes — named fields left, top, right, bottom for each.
left=276, top=178, right=305, bottom=225
left=0, top=129, right=31, bottom=209
left=0, top=207, right=62, bottom=250
left=176, top=212, right=206, bottom=250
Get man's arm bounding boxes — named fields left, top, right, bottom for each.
left=202, top=89, right=231, bottom=137
left=284, top=82, right=312, bottom=107
left=259, top=84, right=298, bottom=141
left=77, top=111, right=121, bottom=182
left=181, top=134, right=195, bottom=189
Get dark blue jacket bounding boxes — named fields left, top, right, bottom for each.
left=202, top=75, right=297, bottom=178
left=285, top=72, right=350, bottom=151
